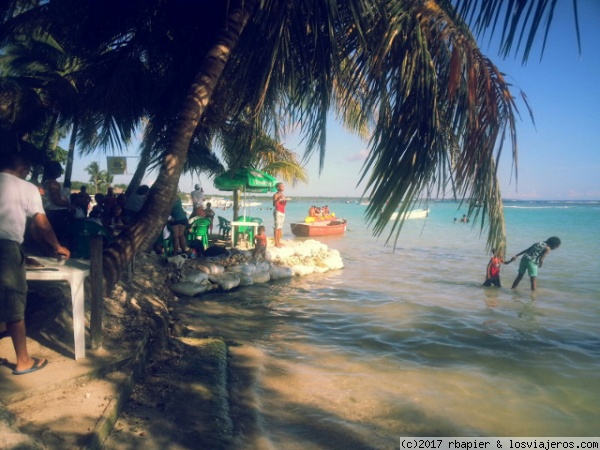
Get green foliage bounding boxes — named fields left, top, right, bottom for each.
left=0, top=0, right=580, bottom=255
left=84, top=161, right=113, bottom=194
left=112, top=183, right=128, bottom=191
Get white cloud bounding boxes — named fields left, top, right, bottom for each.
left=346, top=149, right=369, bottom=162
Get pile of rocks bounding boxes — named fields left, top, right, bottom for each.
left=169, top=239, right=344, bottom=297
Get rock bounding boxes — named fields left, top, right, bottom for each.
left=269, top=264, right=293, bottom=280
left=226, top=263, right=256, bottom=276
left=170, top=281, right=211, bottom=297
left=209, top=272, right=241, bottom=291
left=251, top=271, right=271, bottom=284
left=169, top=239, right=343, bottom=296
left=320, top=250, right=344, bottom=270
left=195, top=262, right=225, bottom=275
left=238, top=274, right=254, bottom=287
left=268, top=246, right=295, bottom=260
left=255, top=260, right=270, bottom=273
left=165, top=254, right=187, bottom=269
left=183, top=271, right=210, bottom=284
left=291, top=265, right=315, bottom=276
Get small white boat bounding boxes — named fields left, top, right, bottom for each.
left=390, top=208, right=429, bottom=220
left=206, top=197, right=233, bottom=209
left=240, top=201, right=262, bottom=207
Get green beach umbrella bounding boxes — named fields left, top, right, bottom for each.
left=213, top=167, right=278, bottom=193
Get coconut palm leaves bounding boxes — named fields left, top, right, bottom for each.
left=214, top=117, right=308, bottom=186
left=84, top=161, right=113, bottom=194
left=227, top=0, right=524, bottom=252
left=454, top=0, right=581, bottom=62
left=0, top=0, right=580, bottom=288
left=0, top=25, right=141, bottom=184
left=346, top=1, right=522, bottom=252
left=210, top=115, right=308, bottom=219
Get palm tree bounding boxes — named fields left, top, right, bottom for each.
left=128, top=121, right=225, bottom=198
left=85, top=161, right=112, bottom=194
left=84, top=161, right=102, bottom=194
left=0, top=0, right=580, bottom=292
left=0, top=24, right=142, bottom=188
left=214, top=118, right=309, bottom=220
left=0, top=76, right=47, bottom=134
left=0, top=33, right=78, bottom=182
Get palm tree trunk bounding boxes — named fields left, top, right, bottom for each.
left=102, top=0, right=258, bottom=292
left=125, top=144, right=151, bottom=197
left=233, top=188, right=240, bottom=221
left=40, top=112, right=58, bottom=157
left=63, top=118, right=79, bottom=185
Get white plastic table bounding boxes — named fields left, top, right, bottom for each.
left=26, top=257, right=90, bottom=360
left=230, top=221, right=259, bottom=248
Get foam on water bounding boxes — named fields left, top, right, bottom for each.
left=177, top=200, right=600, bottom=447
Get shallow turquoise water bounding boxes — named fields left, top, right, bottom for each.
left=180, top=200, right=600, bottom=448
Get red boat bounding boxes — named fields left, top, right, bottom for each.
left=290, top=219, right=347, bottom=237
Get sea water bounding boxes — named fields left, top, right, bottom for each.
left=177, top=200, right=600, bottom=449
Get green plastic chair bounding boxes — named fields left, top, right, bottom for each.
left=187, top=217, right=211, bottom=250
left=164, top=238, right=174, bottom=256
left=247, top=216, right=263, bottom=245
left=217, top=215, right=231, bottom=239
left=68, top=220, right=112, bottom=259
left=157, top=224, right=174, bottom=256
left=234, top=216, right=263, bottom=247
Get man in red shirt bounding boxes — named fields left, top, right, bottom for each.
left=272, top=182, right=288, bottom=248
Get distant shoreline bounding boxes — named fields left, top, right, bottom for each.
left=184, top=194, right=600, bottom=203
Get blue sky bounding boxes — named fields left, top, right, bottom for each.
left=71, top=1, right=600, bottom=200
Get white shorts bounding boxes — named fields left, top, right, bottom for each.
left=273, top=211, right=285, bottom=230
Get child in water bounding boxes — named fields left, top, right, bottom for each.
left=511, top=236, right=561, bottom=290
left=483, top=249, right=515, bottom=287
left=253, top=225, right=268, bottom=260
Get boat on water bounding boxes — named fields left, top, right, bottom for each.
left=290, top=219, right=348, bottom=237
left=389, top=208, right=429, bottom=220
left=240, top=200, right=262, bottom=208
left=205, top=197, right=233, bottom=209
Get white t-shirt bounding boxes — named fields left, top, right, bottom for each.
left=191, top=188, right=204, bottom=208
left=0, top=172, right=45, bottom=243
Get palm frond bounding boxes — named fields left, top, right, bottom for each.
left=453, top=0, right=580, bottom=62
left=334, top=0, right=526, bottom=252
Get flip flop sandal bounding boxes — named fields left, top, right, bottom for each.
left=13, top=358, right=48, bottom=375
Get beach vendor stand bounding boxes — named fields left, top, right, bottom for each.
left=213, top=167, right=277, bottom=247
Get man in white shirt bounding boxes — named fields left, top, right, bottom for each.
left=190, top=184, right=204, bottom=216
left=0, top=139, right=70, bottom=375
